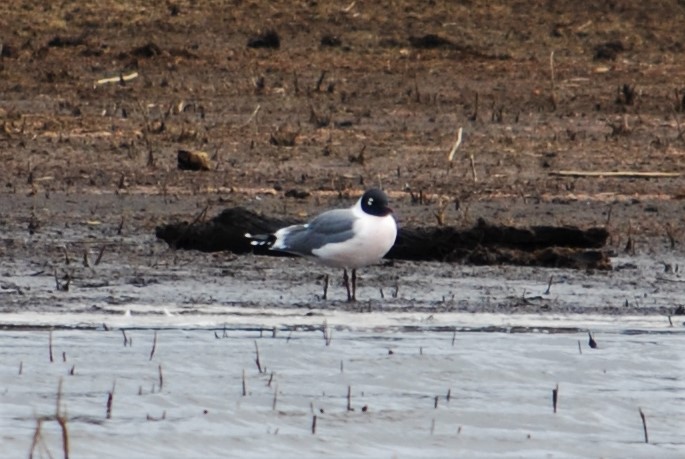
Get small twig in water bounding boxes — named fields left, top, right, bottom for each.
left=552, top=384, right=559, bottom=413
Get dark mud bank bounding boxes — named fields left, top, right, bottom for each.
left=155, top=207, right=611, bottom=270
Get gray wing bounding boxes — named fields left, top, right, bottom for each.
left=277, top=208, right=357, bottom=255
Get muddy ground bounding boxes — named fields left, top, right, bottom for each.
left=1, top=1, right=685, bottom=318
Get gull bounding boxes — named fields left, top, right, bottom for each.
left=246, top=188, right=397, bottom=301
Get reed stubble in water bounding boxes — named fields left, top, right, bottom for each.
left=149, top=331, right=158, bottom=360
left=639, top=408, right=649, bottom=443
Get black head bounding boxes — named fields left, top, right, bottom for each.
left=360, top=188, right=392, bottom=217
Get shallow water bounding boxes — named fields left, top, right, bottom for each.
left=1, top=325, right=683, bottom=458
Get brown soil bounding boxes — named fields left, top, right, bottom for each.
left=1, top=1, right=685, bottom=315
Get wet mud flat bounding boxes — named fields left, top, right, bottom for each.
left=0, top=191, right=684, bottom=321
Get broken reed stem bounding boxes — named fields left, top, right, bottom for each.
left=588, top=331, right=597, bottom=349
left=469, top=153, right=477, bottom=182
left=311, top=415, right=317, bottom=434
left=106, top=381, right=115, bottom=419
left=549, top=50, right=557, bottom=109
left=121, top=329, right=129, bottom=347
left=323, top=320, right=332, bottom=346
left=242, top=369, right=247, bottom=396
left=95, top=71, right=139, bottom=86
left=240, top=104, right=261, bottom=129
left=434, top=395, right=439, bottom=409
left=545, top=275, right=553, bottom=294
left=550, top=170, right=681, bottom=178
left=447, top=127, right=463, bottom=162
left=315, top=70, right=327, bottom=92
left=639, top=408, right=649, bottom=443
left=413, top=75, right=420, bottom=102
left=94, top=245, right=106, bottom=265
left=28, top=418, right=43, bottom=459
left=55, top=378, right=70, bottom=459
left=49, top=330, right=54, bottom=363
left=149, top=331, right=157, bottom=360
left=272, top=384, right=278, bottom=411
left=254, top=340, right=263, bottom=373
left=56, top=413, right=69, bottom=459
left=347, top=385, right=352, bottom=411
left=146, top=411, right=167, bottom=421
left=549, top=51, right=555, bottom=91
left=552, top=384, right=559, bottom=413
left=158, top=364, right=163, bottom=391
left=55, top=378, right=63, bottom=420
left=577, top=340, right=582, bottom=354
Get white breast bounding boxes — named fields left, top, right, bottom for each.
left=311, top=213, right=397, bottom=269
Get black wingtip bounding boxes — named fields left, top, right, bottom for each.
left=245, top=232, right=277, bottom=248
